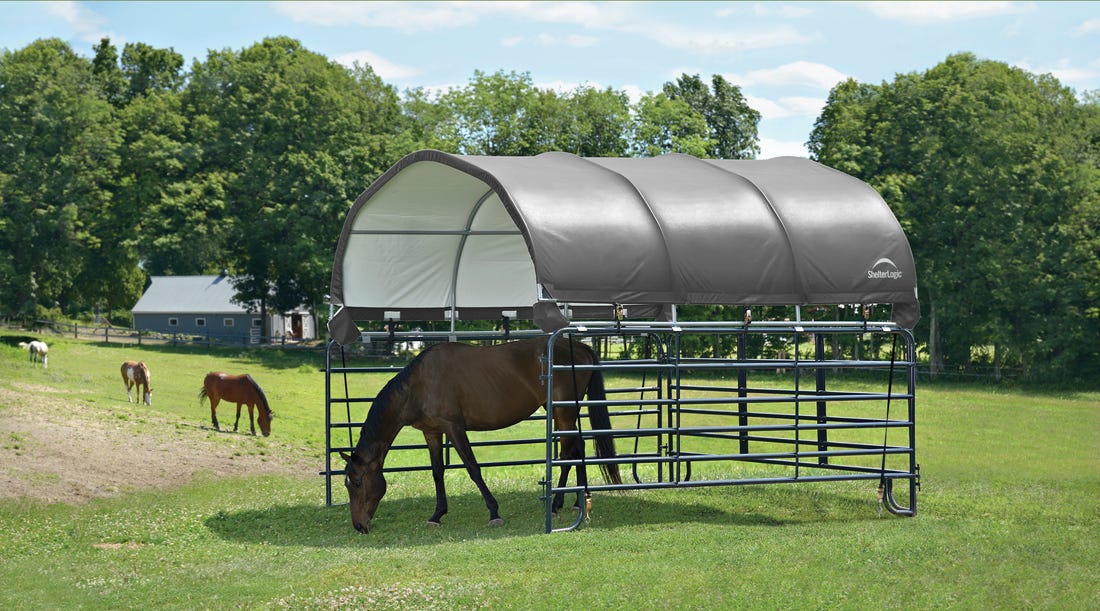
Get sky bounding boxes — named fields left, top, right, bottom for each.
left=2, top=1, right=1098, bottom=158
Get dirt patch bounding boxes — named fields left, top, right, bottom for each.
left=0, top=385, right=315, bottom=504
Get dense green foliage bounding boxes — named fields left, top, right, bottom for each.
left=0, top=334, right=1097, bottom=608
left=1, top=39, right=1097, bottom=381
left=810, top=53, right=1099, bottom=382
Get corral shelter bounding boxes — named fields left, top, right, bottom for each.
left=327, top=150, right=919, bottom=339
left=132, top=274, right=316, bottom=340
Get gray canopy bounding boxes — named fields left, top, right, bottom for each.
left=328, top=149, right=919, bottom=343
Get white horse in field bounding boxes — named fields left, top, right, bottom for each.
left=19, top=341, right=48, bottom=368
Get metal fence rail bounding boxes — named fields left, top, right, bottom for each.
left=321, top=321, right=919, bottom=532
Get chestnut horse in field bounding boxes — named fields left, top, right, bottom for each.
left=121, top=360, right=153, bottom=405
left=340, top=336, right=621, bottom=534
left=198, top=372, right=274, bottom=436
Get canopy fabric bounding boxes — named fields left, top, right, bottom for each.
left=328, top=149, right=919, bottom=343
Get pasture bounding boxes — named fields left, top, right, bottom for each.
left=0, top=331, right=1097, bottom=609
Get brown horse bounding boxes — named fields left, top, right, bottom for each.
left=198, top=372, right=274, bottom=436
left=121, top=360, right=153, bottom=405
left=340, top=336, right=621, bottom=534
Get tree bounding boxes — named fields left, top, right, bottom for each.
left=182, top=37, right=403, bottom=334
left=431, top=71, right=634, bottom=158
left=809, top=53, right=1100, bottom=381
left=631, top=92, right=712, bottom=157
left=436, top=70, right=545, bottom=156
left=0, top=39, right=120, bottom=319
left=558, top=85, right=631, bottom=157
left=663, top=73, right=760, bottom=159
left=86, top=40, right=191, bottom=313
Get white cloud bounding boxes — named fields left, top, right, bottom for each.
left=279, top=2, right=816, bottom=55
left=275, top=1, right=481, bottom=34
left=1075, top=19, right=1100, bottom=36
left=275, top=1, right=623, bottom=33
left=46, top=0, right=114, bottom=43
left=746, top=95, right=826, bottom=120
left=728, top=61, right=849, bottom=90
left=715, top=4, right=813, bottom=18
left=758, top=138, right=809, bottom=159
left=1015, top=58, right=1099, bottom=88
left=333, top=50, right=421, bottom=80
left=861, top=1, right=1035, bottom=25
left=643, top=24, right=821, bottom=54
left=505, top=33, right=598, bottom=48
left=621, top=84, right=645, bottom=106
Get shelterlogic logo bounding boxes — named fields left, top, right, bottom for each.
left=867, top=258, right=903, bottom=280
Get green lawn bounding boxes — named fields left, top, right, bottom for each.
left=0, top=332, right=1097, bottom=609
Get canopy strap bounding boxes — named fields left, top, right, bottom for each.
left=877, top=333, right=900, bottom=513
left=566, top=336, right=593, bottom=516
left=339, top=344, right=353, bottom=449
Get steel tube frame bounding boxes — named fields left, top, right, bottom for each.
left=321, top=320, right=919, bottom=530
left=543, top=321, right=919, bottom=532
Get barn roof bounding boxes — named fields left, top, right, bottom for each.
left=328, top=150, right=919, bottom=343
left=131, top=275, right=244, bottom=315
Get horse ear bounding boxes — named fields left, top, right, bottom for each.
left=339, top=452, right=354, bottom=463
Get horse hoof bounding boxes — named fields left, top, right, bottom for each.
left=426, top=520, right=441, bottom=528
left=488, top=518, right=504, bottom=527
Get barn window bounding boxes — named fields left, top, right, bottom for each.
left=223, top=318, right=234, bottom=327
left=252, top=318, right=262, bottom=327
left=196, top=318, right=206, bottom=327
left=168, top=318, right=178, bottom=327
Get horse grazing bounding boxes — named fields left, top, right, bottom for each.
left=121, top=361, right=153, bottom=405
left=198, top=372, right=274, bottom=436
left=21, top=341, right=48, bottom=368
left=340, top=336, right=622, bottom=534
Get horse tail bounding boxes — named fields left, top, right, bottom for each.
left=198, top=385, right=208, bottom=405
left=585, top=348, right=622, bottom=486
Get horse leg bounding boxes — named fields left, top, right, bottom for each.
left=446, top=426, right=503, bottom=527
left=552, top=436, right=581, bottom=514
left=125, top=379, right=133, bottom=403
left=552, top=409, right=586, bottom=513
left=246, top=404, right=256, bottom=436
left=210, top=395, right=221, bottom=430
left=423, top=431, right=448, bottom=526
left=232, top=403, right=243, bottom=432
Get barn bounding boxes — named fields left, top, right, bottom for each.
left=131, top=273, right=316, bottom=341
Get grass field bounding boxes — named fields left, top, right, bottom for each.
left=0, top=332, right=1097, bottom=609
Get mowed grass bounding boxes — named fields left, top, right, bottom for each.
left=0, top=332, right=1097, bottom=609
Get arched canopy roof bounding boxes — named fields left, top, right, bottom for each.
left=329, top=149, right=918, bottom=343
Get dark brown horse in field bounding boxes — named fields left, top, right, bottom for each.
left=121, top=360, right=152, bottom=405
left=340, top=336, right=621, bottom=533
left=198, top=372, right=274, bottom=436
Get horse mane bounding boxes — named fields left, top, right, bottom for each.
left=357, top=346, right=434, bottom=447
left=244, top=374, right=272, bottom=415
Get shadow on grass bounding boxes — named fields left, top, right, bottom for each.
left=205, top=483, right=891, bottom=549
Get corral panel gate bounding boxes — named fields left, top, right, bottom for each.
left=323, top=150, right=922, bottom=531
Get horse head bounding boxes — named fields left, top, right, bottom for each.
left=256, top=406, right=274, bottom=437
left=340, top=448, right=387, bottom=533
left=248, top=376, right=274, bottom=437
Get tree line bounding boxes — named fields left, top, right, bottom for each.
left=1, top=38, right=1096, bottom=382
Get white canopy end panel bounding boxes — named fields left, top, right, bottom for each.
left=328, top=150, right=919, bottom=344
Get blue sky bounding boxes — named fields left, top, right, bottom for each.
left=3, top=1, right=1097, bottom=158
